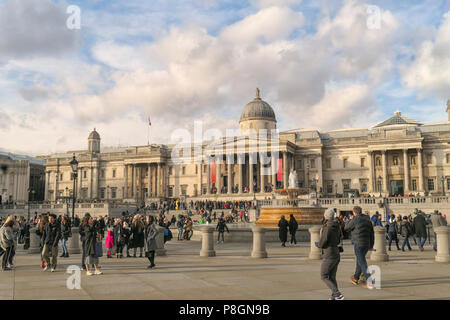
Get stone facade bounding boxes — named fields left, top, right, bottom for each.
left=39, top=92, right=450, bottom=205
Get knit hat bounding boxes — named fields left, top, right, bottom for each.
left=324, top=208, right=335, bottom=220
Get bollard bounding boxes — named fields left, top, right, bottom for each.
left=435, top=226, right=450, bottom=263
left=370, top=226, right=389, bottom=261
left=251, top=226, right=267, bottom=258
left=199, top=226, right=216, bottom=257
left=67, top=227, right=81, bottom=254
left=308, top=226, right=322, bottom=260
left=28, top=227, right=41, bottom=254
left=155, top=226, right=166, bottom=256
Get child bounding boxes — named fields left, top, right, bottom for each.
left=105, top=227, right=114, bottom=258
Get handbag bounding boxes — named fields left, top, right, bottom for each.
left=95, top=241, right=103, bottom=257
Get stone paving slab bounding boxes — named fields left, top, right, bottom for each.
left=0, top=240, right=448, bottom=300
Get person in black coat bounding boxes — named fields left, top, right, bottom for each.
left=387, top=215, right=400, bottom=251
left=113, top=220, right=126, bottom=258
left=216, top=218, right=229, bottom=243
left=413, top=211, right=428, bottom=251
left=131, top=216, right=145, bottom=258
left=41, top=214, right=61, bottom=272
left=278, top=215, right=289, bottom=247
left=83, top=216, right=102, bottom=275
left=288, top=214, right=298, bottom=245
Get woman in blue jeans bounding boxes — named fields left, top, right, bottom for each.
left=400, top=216, right=412, bottom=251
left=60, top=216, right=71, bottom=258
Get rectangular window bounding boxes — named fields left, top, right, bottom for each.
left=112, top=169, right=116, bottom=178
left=100, top=188, right=105, bottom=199
left=168, top=186, right=174, bottom=197
left=375, top=157, right=381, bottom=167
left=343, top=158, right=348, bottom=169
left=182, top=166, right=186, bottom=175
left=326, top=182, right=333, bottom=194
left=310, top=159, right=315, bottom=169
left=447, top=154, right=450, bottom=164
left=60, top=173, right=63, bottom=181
left=360, top=158, right=366, bottom=168
left=412, top=180, right=417, bottom=191
left=203, top=165, right=207, bottom=173
left=83, top=171, right=87, bottom=179
left=181, top=185, right=187, bottom=196
left=360, top=179, right=368, bottom=192
left=342, top=179, right=351, bottom=190
left=101, top=170, right=105, bottom=178
left=325, top=158, right=331, bottom=169
left=111, top=187, right=117, bottom=199
left=298, top=159, right=303, bottom=169
left=428, top=179, right=435, bottom=191
left=202, top=184, right=207, bottom=195
left=195, top=166, right=198, bottom=174
left=447, top=179, right=450, bottom=191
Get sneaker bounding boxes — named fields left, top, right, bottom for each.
left=43, top=266, right=48, bottom=272
left=349, top=276, right=359, bottom=285
left=334, top=293, right=345, bottom=300
left=94, top=270, right=103, bottom=275
left=51, top=268, right=55, bottom=272
left=362, top=282, right=374, bottom=290
left=86, top=271, right=94, bottom=276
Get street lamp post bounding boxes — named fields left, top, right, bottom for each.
left=69, top=154, right=78, bottom=221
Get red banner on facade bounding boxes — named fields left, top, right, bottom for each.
left=211, top=162, right=216, bottom=184
left=277, top=158, right=283, bottom=182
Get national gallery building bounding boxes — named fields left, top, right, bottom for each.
left=40, top=90, right=450, bottom=205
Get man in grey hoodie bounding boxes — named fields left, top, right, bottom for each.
left=318, top=208, right=344, bottom=300
left=344, top=206, right=374, bottom=289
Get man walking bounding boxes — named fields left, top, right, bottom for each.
left=431, top=210, right=448, bottom=251
left=344, top=206, right=374, bottom=289
left=42, top=214, right=61, bottom=272
left=413, top=210, right=427, bottom=251
left=216, top=217, right=229, bottom=244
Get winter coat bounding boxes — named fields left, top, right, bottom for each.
left=278, top=218, right=289, bottom=242
left=387, top=220, right=399, bottom=234
left=61, top=223, right=71, bottom=240
left=318, top=218, right=343, bottom=259
left=144, top=223, right=159, bottom=252
left=105, top=230, right=114, bottom=249
left=400, top=221, right=412, bottom=237
left=413, top=214, right=427, bottom=238
left=0, top=225, right=14, bottom=250
left=288, top=217, right=298, bottom=234
left=216, top=220, right=229, bottom=233
left=344, top=214, right=374, bottom=248
left=83, top=223, right=98, bottom=257
left=130, top=222, right=145, bottom=248
left=42, top=222, right=61, bottom=247
left=431, top=213, right=447, bottom=232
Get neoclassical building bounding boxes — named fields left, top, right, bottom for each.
left=40, top=90, right=450, bottom=204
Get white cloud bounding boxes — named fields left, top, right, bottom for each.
left=250, top=0, right=302, bottom=9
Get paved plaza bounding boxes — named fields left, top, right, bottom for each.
left=1, top=239, right=449, bottom=300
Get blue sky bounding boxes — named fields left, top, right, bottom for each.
left=1, top=0, right=450, bottom=155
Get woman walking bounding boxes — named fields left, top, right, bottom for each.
left=0, top=216, right=15, bottom=271
left=36, top=215, right=48, bottom=268
left=60, top=216, right=71, bottom=258
left=387, top=215, right=400, bottom=251
left=318, top=209, right=344, bottom=300
left=288, top=214, right=298, bottom=245
left=131, top=215, right=145, bottom=258
left=400, top=216, right=412, bottom=251
left=113, top=219, right=125, bottom=258
left=144, top=216, right=159, bottom=269
left=83, top=216, right=102, bottom=276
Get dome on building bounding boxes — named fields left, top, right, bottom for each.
left=239, top=88, right=276, bottom=123
left=88, top=128, right=100, bottom=140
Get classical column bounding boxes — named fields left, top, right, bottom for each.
left=260, top=161, right=265, bottom=192
left=417, top=149, right=425, bottom=192
left=249, top=154, right=254, bottom=192
left=147, top=163, right=152, bottom=198
left=217, top=161, right=222, bottom=193
left=124, top=165, right=128, bottom=198
left=271, top=154, right=277, bottom=190
left=283, top=152, right=288, bottom=189
left=157, top=163, right=161, bottom=197
left=92, top=166, right=99, bottom=199
left=78, top=167, right=83, bottom=200
left=44, top=171, right=49, bottom=201
left=368, top=151, right=375, bottom=192
left=238, top=159, right=243, bottom=194
left=227, top=162, right=232, bottom=194
left=131, top=165, right=136, bottom=198
left=207, top=163, right=211, bottom=195
left=198, top=163, right=202, bottom=196
left=317, top=154, right=323, bottom=192
left=370, top=226, right=389, bottom=261
left=304, top=155, right=309, bottom=189
left=403, top=149, right=410, bottom=194
left=381, top=151, right=388, bottom=193
left=55, top=170, right=59, bottom=201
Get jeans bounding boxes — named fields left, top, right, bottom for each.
left=178, top=228, right=184, bottom=240
left=217, top=231, right=225, bottom=242
left=2, top=247, right=13, bottom=269
left=321, top=255, right=341, bottom=297
left=61, top=238, right=68, bottom=254
left=401, top=236, right=411, bottom=250
left=133, top=247, right=143, bottom=256
left=290, top=231, right=297, bottom=244
left=353, top=244, right=370, bottom=281
left=417, top=236, right=427, bottom=248
left=388, top=232, right=399, bottom=249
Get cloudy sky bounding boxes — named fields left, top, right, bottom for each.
left=1, top=0, right=450, bottom=156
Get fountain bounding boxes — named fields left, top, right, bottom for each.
left=255, top=170, right=327, bottom=227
